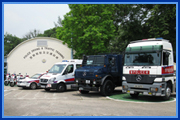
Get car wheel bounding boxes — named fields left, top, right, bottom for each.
left=57, top=83, right=66, bottom=92
left=100, top=80, right=114, bottom=96
left=163, top=83, right=171, bottom=100
left=30, top=83, right=37, bottom=90
left=4, top=81, right=9, bottom=86
left=10, top=82, right=15, bottom=87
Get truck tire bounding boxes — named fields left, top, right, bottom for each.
left=163, top=83, right=171, bottom=100
left=4, top=81, right=9, bottom=86
left=30, top=83, right=37, bottom=90
left=79, top=90, right=89, bottom=94
left=10, top=82, right=15, bottom=87
left=57, top=83, right=66, bottom=92
left=100, top=80, right=114, bottom=96
left=45, top=88, right=50, bottom=91
left=130, top=93, right=139, bottom=98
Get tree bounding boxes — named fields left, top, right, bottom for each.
left=23, top=29, right=41, bottom=40
left=38, top=28, right=57, bottom=38
left=109, top=4, right=154, bottom=53
left=4, top=33, right=23, bottom=56
left=54, top=16, right=63, bottom=28
left=56, top=4, right=116, bottom=58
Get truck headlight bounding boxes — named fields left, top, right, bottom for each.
left=49, top=77, right=56, bottom=82
left=93, top=81, right=96, bottom=84
left=150, top=87, right=158, bottom=92
left=76, top=79, right=78, bottom=83
left=122, top=76, right=126, bottom=80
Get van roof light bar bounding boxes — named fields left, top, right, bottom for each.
left=62, top=60, right=69, bottom=62
left=130, top=37, right=169, bottom=43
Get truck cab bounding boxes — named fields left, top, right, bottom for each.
left=73, top=54, right=123, bottom=96
left=122, top=38, right=176, bottom=100
left=39, top=59, right=82, bottom=92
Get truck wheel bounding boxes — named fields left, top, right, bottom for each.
left=45, top=88, right=50, bottom=91
left=4, top=81, right=9, bottom=86
left=30, top=83, right=37, bottom=90
left=79, top=90, right=89, bottom=94
left=163, top=83, right=171, bottom=100
left=130, top=93, right=139, bottom=98
left=10, top=82, right=15, bottom=87
left=100, top=80, right=114, bottom=96
left=57, top=83, right=66, bottom=92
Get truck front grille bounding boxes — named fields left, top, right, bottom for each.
left=40, top=79, right=48, bottom=82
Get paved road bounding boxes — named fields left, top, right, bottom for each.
left=4, top=86, right=176, bottom=116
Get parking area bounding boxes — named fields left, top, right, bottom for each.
left=4, top=86, right=176, bottom=116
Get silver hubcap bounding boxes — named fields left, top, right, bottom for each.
left=166, top=87, right=171, bottom=97
left=31, top=84, right=36, bottom=89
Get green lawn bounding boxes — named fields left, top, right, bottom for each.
left=109, top=93, right=174, bottom=102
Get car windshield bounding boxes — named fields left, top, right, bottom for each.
left=124, top=52, right=161, bottom=66
left=83, top=56, right=104, bottom=66
left=48, top=64, right=66, bottom=73
left=30, top=74, right=42, bottom=79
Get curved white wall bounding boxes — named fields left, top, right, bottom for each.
left=7, top=37, right=71, bottom=76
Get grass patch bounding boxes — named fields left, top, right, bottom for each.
left=109, top=93, right=174, bottom=102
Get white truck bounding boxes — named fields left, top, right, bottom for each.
left=122, top=38, right=176, bottom=100
left=39, top=59, right=82, bottom=92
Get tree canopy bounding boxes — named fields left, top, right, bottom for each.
left=57, top=4, right=116, bottom=58
left=4, top=33, right=23, bottom=56
left=56, top=4, right=176, bottom=60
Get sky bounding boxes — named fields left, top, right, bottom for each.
left=4, top=4, right=70, bottom=38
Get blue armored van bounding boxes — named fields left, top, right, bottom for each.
left=72, top=54, right=123, bottom=96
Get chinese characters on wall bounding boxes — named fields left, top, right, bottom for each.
left=23, top=47, right=64, bottom=60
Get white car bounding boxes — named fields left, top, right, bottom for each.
left=39, top=59, right=82, bottom=92
left=17, top=73, right=45, bottom=89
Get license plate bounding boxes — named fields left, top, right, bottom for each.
left=130, top=91, right=134, bottom=94
left=79, top=87, right=83, bottom=90
left=134, top=85, right=143, bottom=88
left=41, top=85, right=45, bottom=88
left=86, top=80, right=90, bottom=84
left=46, top=84, right=51, bottom=88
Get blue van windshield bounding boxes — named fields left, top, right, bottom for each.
left=83, top=56, right=104, bottom=66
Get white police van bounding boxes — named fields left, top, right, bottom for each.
left=39, top=59, right=82, bottom=92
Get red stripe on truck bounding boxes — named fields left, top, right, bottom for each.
left=162, top=66, right=174, bottom=74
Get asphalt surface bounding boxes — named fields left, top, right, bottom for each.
left=4, top=86, right=176, bottom=117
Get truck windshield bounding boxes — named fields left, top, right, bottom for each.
left=84, top=56, right=104, bottom=66
left=124, top=52, right=161, bottom=66
left=48, top=64, right=66, bottom=73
